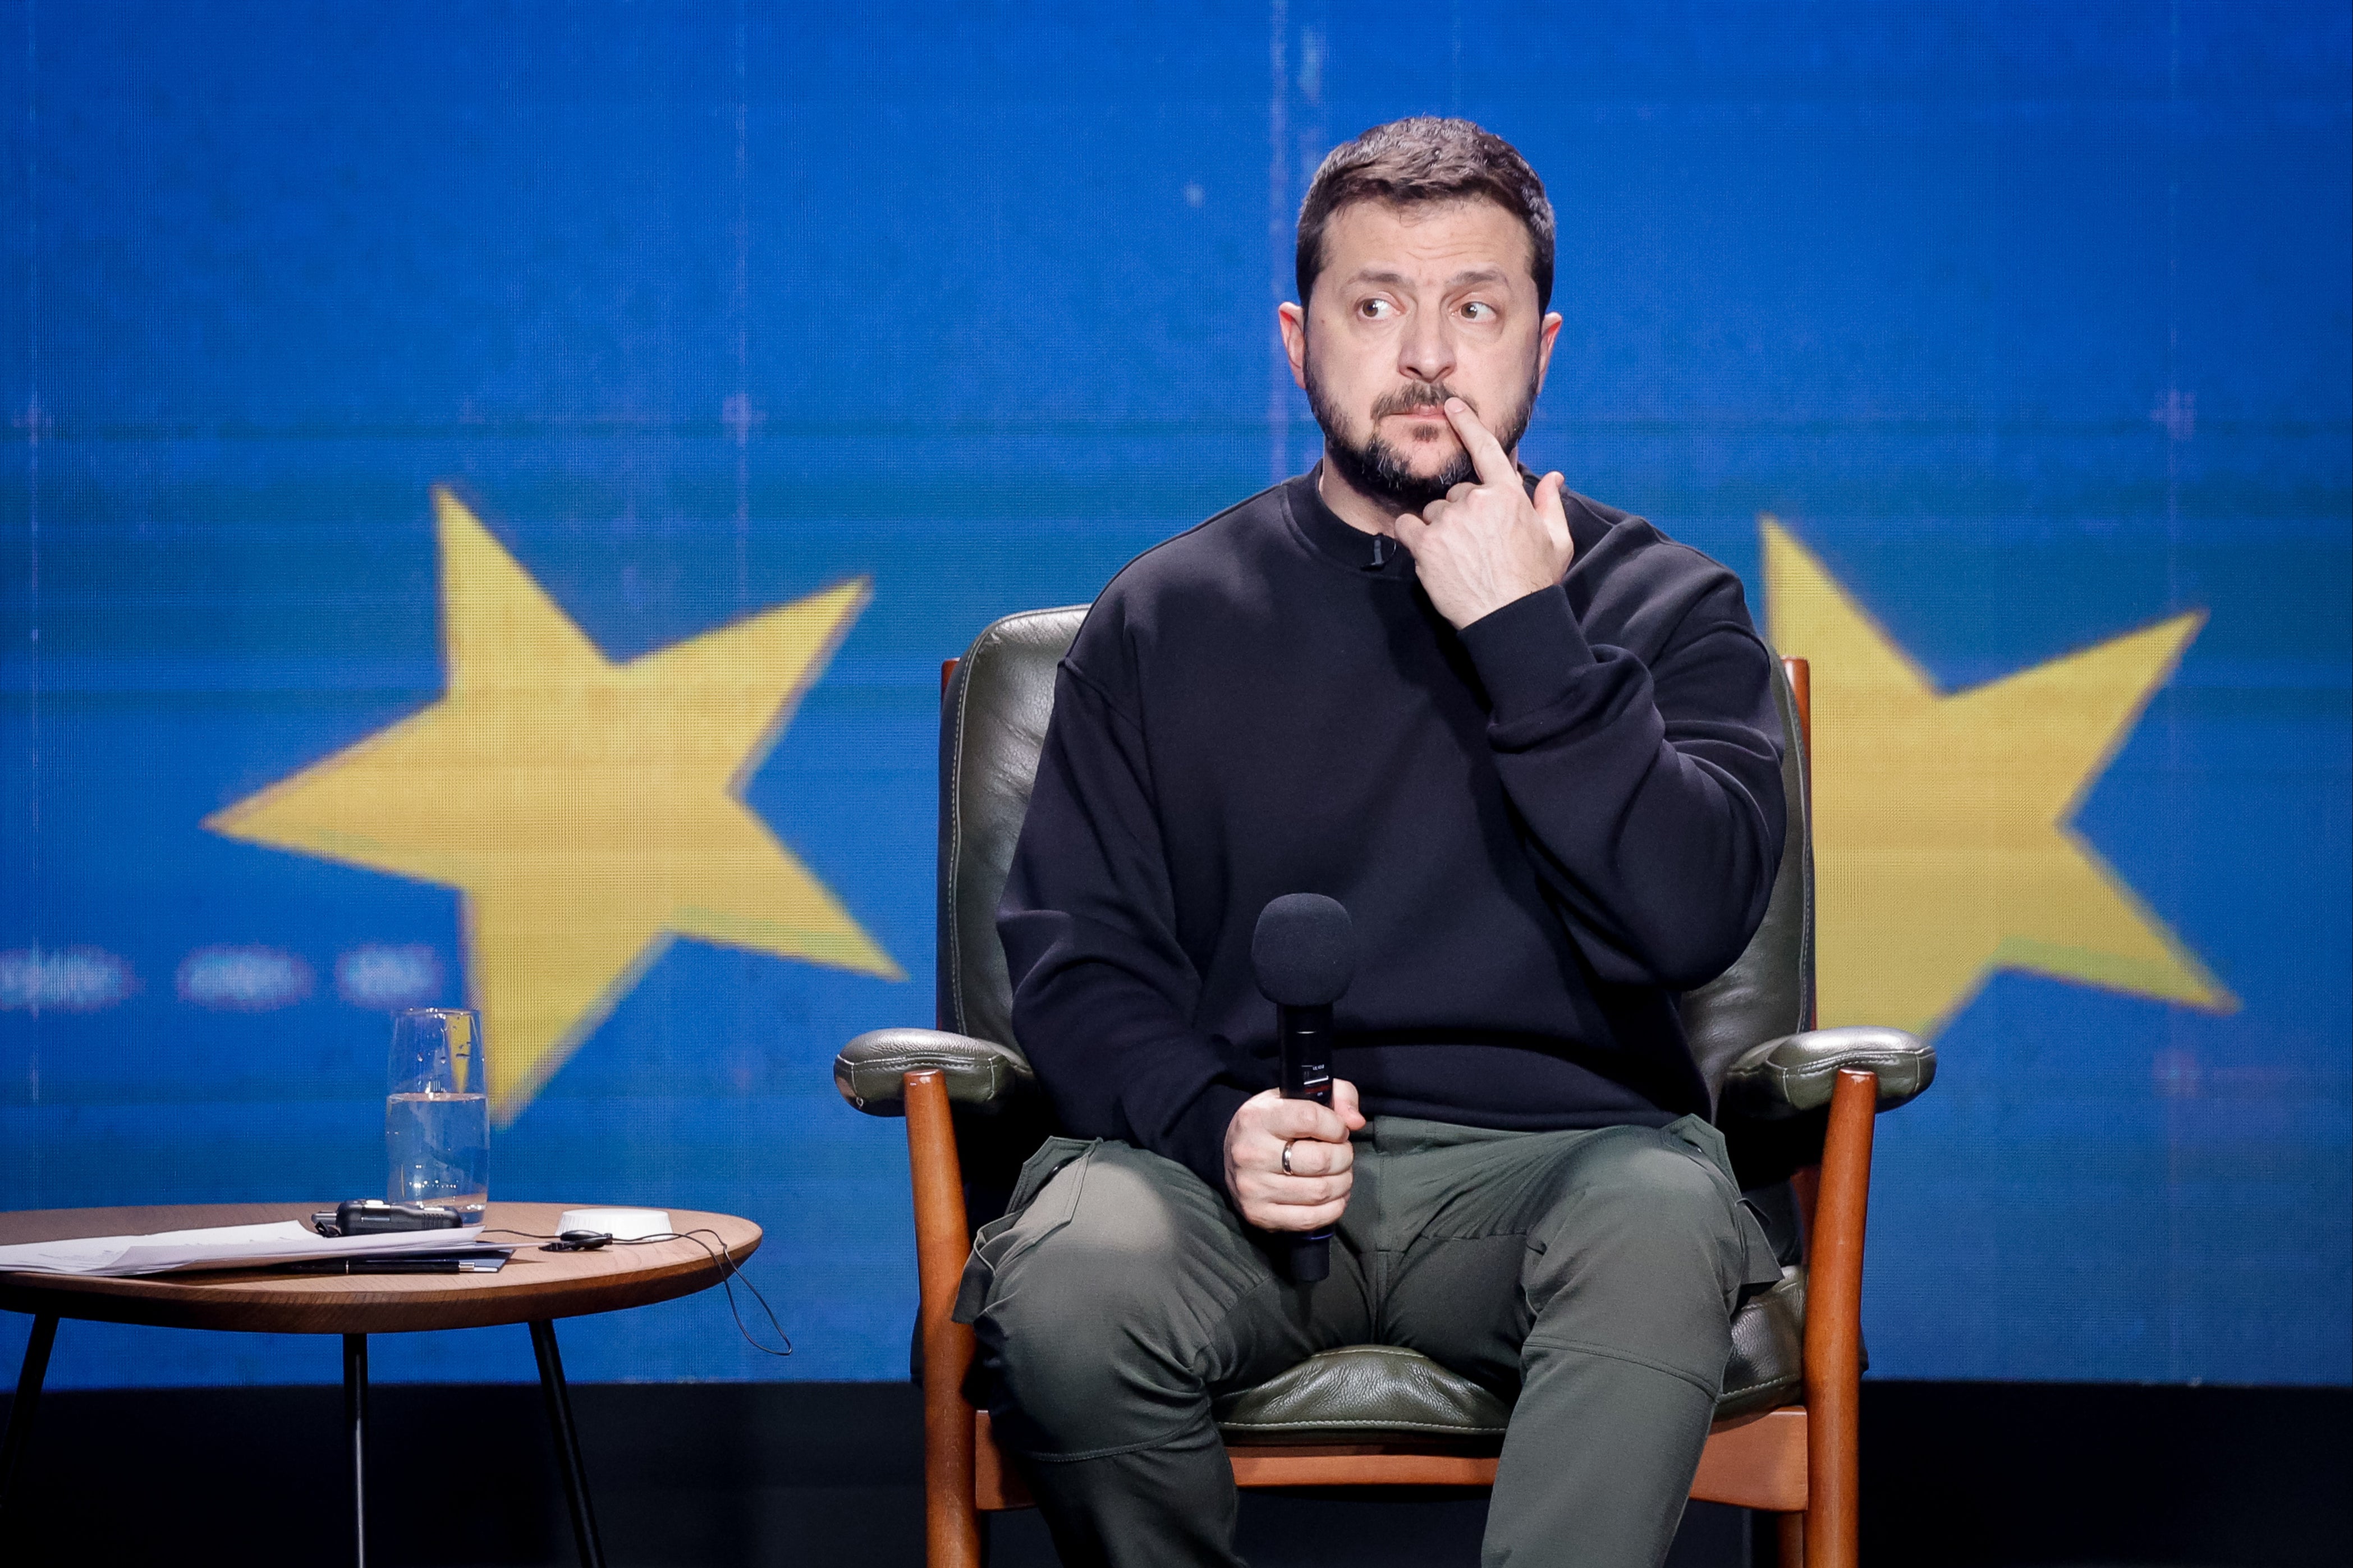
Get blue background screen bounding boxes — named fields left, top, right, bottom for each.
left=1, top=2, right=2346, bottom=1388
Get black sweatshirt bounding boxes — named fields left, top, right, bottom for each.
left=998, top=470, right=1786, bottom=1198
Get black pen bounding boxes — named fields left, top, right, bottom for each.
left=277, top=1250, right=511, bottom=1275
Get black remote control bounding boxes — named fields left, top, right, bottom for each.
left=313, top=1199, right=466, bottom=1237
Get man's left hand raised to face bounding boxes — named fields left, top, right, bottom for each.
left=1393, top=397, right=1575, bottom=630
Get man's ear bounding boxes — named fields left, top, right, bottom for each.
left=1277, top=301, right=1310, bottom=391
left=1534, top=311, right=1563, bottom=392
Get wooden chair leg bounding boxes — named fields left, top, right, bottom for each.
left=906, top=1069, right=983, bottom=1568
left=1776, top=1510, right=1805, bottom=1566
left=1801, top=1067, right=1877, bottom=1568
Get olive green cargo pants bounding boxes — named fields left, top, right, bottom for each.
left=955, top=1114, right=1782, bottom=1568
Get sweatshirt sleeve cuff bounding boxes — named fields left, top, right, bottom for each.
left=1159, top=1083, right=1253, bottom=1202
left=1458, top=585, right=1595, bottom=719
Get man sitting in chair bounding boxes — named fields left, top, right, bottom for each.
left=961, top=117, right=1788, bottom=1568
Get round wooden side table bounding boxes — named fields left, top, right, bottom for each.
left=0, top=1200, right=763, bottom=1568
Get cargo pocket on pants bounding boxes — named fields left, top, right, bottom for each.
left=952, top=1134, right=1101, bottom=1325
left=1659, top=1113, right=1786, bottom=1296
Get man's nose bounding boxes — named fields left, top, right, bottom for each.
left=1398, top=308, right=1455, bottom=386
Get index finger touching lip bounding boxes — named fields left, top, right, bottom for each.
left=1442, top=397, right=1516, bottom=486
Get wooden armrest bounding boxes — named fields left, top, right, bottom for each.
left=1722, top=1026, right=1934, bottom=1120
left=836, top=1029, right=1036, bottom=1116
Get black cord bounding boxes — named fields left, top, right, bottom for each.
left=480, top=1227, right=793, bottom=1358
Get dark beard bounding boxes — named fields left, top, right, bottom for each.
left=1304, top=358, right=1539, bottom=512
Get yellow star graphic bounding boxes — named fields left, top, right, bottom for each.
left=1763, top=518, right=2233, bottom=1038
left=207, top=489, right=902, bottom=1120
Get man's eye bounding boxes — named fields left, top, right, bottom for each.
left=1462, top=301, right=1496, bottom=321
left=1357, top=299, right=1396, bottom=319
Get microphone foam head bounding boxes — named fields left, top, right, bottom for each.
left=1251, top=893, right=1356, bottom=1007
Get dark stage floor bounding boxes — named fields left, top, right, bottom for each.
left=0, top=1375, right=2342, bottom=1565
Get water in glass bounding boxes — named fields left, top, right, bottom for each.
left=387, top=1007, right=489, bottom=1214
left=386, top=1090, right=489, bottom=1208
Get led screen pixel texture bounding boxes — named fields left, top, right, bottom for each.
left=1, top=2, right=2347, bottom=1388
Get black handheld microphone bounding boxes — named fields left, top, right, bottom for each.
left=1250, top=893, right=1357, bottom=1283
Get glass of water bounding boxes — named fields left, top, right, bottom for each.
left=387, top=1007, right=489, bottom=1218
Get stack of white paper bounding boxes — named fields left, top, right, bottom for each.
left=0, top=1221, right=490, bottom=1278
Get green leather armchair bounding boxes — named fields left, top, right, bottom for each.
left=836, top=607, right=1935, bottom=1568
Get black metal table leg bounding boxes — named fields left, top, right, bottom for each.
left=0, top=1314, right=60, bottom=1532
left=343, top=1333, right=368, bottom=1568
left=530, top=1319, right=605, bottom=1568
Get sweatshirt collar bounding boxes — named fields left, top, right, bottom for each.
left=1285, top=467, right=1416, bottom=577
left=1286, top=463, right=1575, bottom=579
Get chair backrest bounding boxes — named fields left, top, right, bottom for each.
left=935, top=604, right=1813, bottom=1113
left=937, top=607, right=1093, bottom=1049
left=1676, top=661, right=1814, bottom=1099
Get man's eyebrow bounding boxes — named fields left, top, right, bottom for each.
left=1343, top=265, right=1511, bottom=290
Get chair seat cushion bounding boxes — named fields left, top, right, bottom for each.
left=1717, top=1264, right=1806, bottom=1419
left=1213, top=1267, right=1808, bottom=1447
left=1215, top=1344, right=1511, bottom=1445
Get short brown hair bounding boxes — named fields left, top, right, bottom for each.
left=1295, top=117, right=1556, bottom=311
